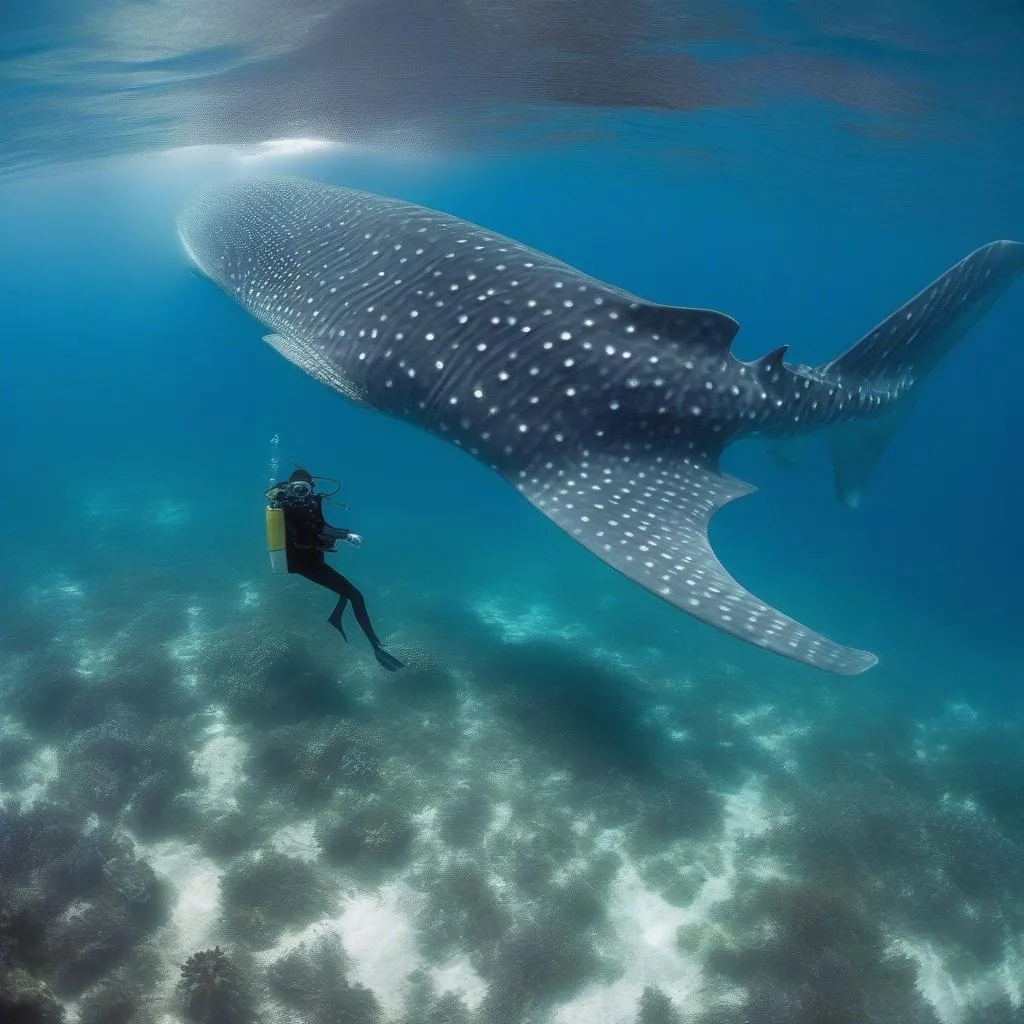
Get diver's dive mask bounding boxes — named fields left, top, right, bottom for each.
left=265, top=479, right=315, bottom=504
left=286, top=479, right=313, bottom=498
left=265, top=474, right=343, bottom=506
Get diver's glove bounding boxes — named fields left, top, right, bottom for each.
left=345, top=533, right=363, bottom=548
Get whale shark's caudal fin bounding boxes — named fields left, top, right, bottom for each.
left=820, top=240, right=1024, bottom=508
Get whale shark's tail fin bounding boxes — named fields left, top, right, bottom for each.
left=818, top=240, right=1024, bottom=508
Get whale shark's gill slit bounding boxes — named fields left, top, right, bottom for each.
left=263, top=333, right=371, bottom=407
left=514, top=451, right=878, bottom=676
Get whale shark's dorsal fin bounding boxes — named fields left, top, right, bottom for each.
left=514, top=449, right=878, bottom=675
left=753, top=344, right=789, bottom=378
left=820, top=240, right=1024, bottom=506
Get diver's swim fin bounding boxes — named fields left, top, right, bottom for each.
left=328, top=598, right=350, bottom=641
left=373, top=646, right=405, bottom=672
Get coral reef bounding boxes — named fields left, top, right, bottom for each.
left=178, top=947, right=256, bottom=1024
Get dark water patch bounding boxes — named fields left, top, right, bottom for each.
left=466, top=639, right=726, bottom=848
left=204, top=628, right=362, bottom=727
left=219, top=850, right=333, bottom=948
left=0, top=804, right=81, bottom=895
left=414, top=858, right=512, bottom=963
left=635, top=853, right=710, bottom=908
left=193, top=809, right=266, bottom=861
left=0, top=804, right=166, bottom=999
left=505, top=826, right=617, bottom=918
left=123, top=773, right=206, bottom=843
left=652, top=677, right=781, bottom=788
left=400, top=972, right=474, bottom=1024
left=481, top=640, right=661, bottom=779
left=637, top=985, right=684, bottom=1024
left=267, top=933, right=382, bottom=1024
left=939, top=723, right=1024, bottom=842
left=505, top=844, right=563, bottom=902
left=44, top=901, right=141, bottom=996
left=544, top=866, right=614, bottom=932
left=244, top=719, right=383, bottom=808
left=374, top=655, right=461, bottom=711
left=475, top=915, right=604, bottom=1022
left=52, top=713, right=197, bottom=821
left=259, top=644, right=359, bottom=721
left=55, top=716, right=148, bottom=786
left=796, top=700, right=926, bottom=792
left=0, top=605, right=59, bottom=656
left=3, top=644, right=202, bottom=746
left=315, top=796, right=417, bottom=879
left=394, top=595, right=542, bottom=674
left=436, top=785, right=492, bottom=849
left=75, top=948, right=162, bottom=1024
left=86, top=653, right=200, bottom=723
left=787, top=774, right=1024, bottom=976
left=367, top=707, right=466, bottom=786
left=448, top=638, right=729, bottom=856
left=0, top=730, right=34, bottom=785
left=3, top=658, right=84, bottom=739
left=229, top=780, right=317, bottom=849
left=409, top=798, right=617, bottom=1010
left=621, top=765, right=719, bottom=852
left=910, top=810, right=1024, bottom=972
left=0, top=966, right=65, bottom=1024
left=704, top=879, right=938, bottom=1024
left=46, top=862, right=164, bottom=995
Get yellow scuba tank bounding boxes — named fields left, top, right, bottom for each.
left=266, top=506, right=288, bottom=573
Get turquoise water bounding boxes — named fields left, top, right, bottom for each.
left=1, top=3, right=1023, bottom=1022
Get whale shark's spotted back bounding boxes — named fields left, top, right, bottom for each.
left=179, top=176, right=1024, bottom=675
left=178, top=176, right=743, bottom=462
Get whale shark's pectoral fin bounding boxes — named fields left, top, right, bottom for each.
left=263, top=333, right=371, bottom=407
left=515, top=452, right=877, bottom=675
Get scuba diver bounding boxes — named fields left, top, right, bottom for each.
left=265, top=467, right=404, bottom=671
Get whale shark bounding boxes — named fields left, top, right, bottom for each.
left=177, top=176, right=1024, bottom=674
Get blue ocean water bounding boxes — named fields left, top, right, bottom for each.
left=1, top=2, right=1023, bottom=1022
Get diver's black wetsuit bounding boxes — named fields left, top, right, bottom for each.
left=280, top=490, right=403, bottom=671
